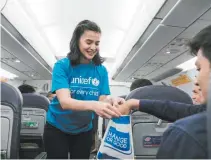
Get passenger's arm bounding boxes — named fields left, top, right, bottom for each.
left=118, top=99, right=206, bottom=122
left=138, top=99, right=206, bottom=122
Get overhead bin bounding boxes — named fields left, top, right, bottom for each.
left=115, top=24, right=184, bottom=81
left=162, top=0, right=211, bottom=27
left=1, top=25, right=52, bottom=80
left=114, top=0, right=211, bottom=81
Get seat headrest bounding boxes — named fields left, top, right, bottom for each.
left=126, top=85, right=193, bottom=104
left=1, top=82, right=23, bottom=112
left=119, top=95, right=126, bottom=99
left=22, top=93, right=50, bottom=111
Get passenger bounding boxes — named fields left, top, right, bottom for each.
left=120, top=79, right=153, bottom=99
left=44, top=20, right=124, bottom=159
left=118, top=25, right=211, bottom=158
left=118, top=89, right=205, bottom=122
left=46, top=91, right=56, bottom=101
left=18, top=84, right=36, bottom=93
left=192, top=80, right=205, bottom=104
left=0, top=76, right=8, bottom=82
left=130, top=78, right=153, bottom=91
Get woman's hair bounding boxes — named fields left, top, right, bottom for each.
left=67, top=20, right=104, bottom=66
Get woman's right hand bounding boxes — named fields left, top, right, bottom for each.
left=92, top=101, right=122, bottom=119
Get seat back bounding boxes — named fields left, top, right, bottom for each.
left=126, top=85, right=193, bottom=159
left=20, top=93, right=49, bottom=159
left=1, top=82, right=23, bottom=159
left=21, top=93, right=49, bottom=136
left=119, top=95, right=127, bottom=99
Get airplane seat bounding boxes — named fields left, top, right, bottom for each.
left=120, top=95, right=127, bottom=99
left=1, top=82, right=23, bottom=159
left=20, top=93, right=49, bottom=159
left=125, top=85, right=193, bottom=159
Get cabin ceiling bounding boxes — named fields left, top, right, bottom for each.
left=113, top=0, right=211, bottom=82
left=1, top=0, right=211, bottom=82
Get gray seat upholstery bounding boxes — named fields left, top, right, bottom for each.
left=126, top=85, right=193, bottom=103
left=125, top=85, right=193, bottom=159
left=120, top=95, right=126, bottom=99
left=20, top=93, right=49, bottom=159
left=1, top=82, right=23, bottom=159
left=21, top=93, right=49, bottom=136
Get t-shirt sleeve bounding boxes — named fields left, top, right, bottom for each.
left=51, top=60, right=70, bottom=93
left=100, top=66, right=110, bottom=96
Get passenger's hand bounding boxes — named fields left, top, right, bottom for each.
left=117, top=101, right=132, bottom=115
left=92, top=101, right=122, bottom=119
left=117, top=99, right=139, bottom=115
left=104, top=96, right=125, bottom=107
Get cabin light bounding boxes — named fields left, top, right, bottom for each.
left=0, top=68, right=18, bottom=79
left=2, top=59, right=7, bottom=63
left=14, top=59, right=20, bottom=63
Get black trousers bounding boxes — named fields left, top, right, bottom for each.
left=43, top=123, right=93, bottom=159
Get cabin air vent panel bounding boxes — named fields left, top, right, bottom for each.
left=151, top=68, right=182, bottom=82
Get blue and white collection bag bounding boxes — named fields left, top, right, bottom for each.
left=97, top=115, right=134, bottom=159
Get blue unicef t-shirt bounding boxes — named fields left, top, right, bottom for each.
left=47, top=58, right=110, bottom=134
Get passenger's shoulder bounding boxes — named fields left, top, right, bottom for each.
left=170, top=112, right=207, bottom=150
left=173, top=112, right=206, bottom=129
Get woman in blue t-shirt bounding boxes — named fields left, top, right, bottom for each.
left=44, top=20, right=124, bottom=159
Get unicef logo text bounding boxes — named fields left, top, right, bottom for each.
left=71, top=76, right=100, bottom=86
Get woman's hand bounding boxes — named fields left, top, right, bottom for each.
left=104, top=96, right=126, bottom=106
left=92, top=101, right=122, bottom=119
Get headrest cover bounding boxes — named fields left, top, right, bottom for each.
left=126, top=85, right=193, bottom=104
left=1, top=82, right=23, bottom=112
left=22, top=93, right=50, bottom=111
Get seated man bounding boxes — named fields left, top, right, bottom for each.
left=18, top=84, right=36, bottom=93
left=156, top=24, right=210, bottom=159
left=0, top=76, right=8, bottom=83
left=120, top=79, right=153, bottom=99
left=192, top=80, right=205, bottom=104
left=118, top=25, right=211, bottom=158
left=130, top=79, right=152, bottom=91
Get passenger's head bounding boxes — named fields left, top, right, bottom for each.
left=0, top=76, right=8, bottom=83
left=189, top=25, right=211, bottom=102
left=192, top=80, right=205, bottom=104
left=67, top=20, right=104, bottom=66
left=18, top=84, right=36, bottom=93
left=130, top=79, right=153, bottom=91
left=47, top=91, right=56, bottom=101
